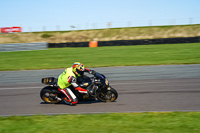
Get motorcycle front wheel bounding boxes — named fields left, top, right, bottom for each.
left=97, top=87, right=118, bottom=102
left=40, top=86, right=61, bottom=104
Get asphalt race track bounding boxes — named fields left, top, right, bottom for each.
left=0, top=64, right=200, bottom=116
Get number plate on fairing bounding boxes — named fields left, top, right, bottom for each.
left=41, top=77, right=57, bottom=85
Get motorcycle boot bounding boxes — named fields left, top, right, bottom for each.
left=75, top=86, right=88, bottom=94
left=58, top=88, right=78, bottom=105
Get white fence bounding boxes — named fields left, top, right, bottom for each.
left=19, top=17, right=200, bottom=32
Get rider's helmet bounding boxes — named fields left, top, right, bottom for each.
left=72, top=62, right=85, bottom=76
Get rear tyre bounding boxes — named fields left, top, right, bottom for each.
left=40, top=86, right=61, bottom=104
left=97, top=87, right=118, bottom=102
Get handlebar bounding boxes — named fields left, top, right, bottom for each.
left=93, top=71, right=105, bottom=79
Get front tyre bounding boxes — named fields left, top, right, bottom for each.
left=97, top=87, right=118, bottom=102
left=40, top=86, right=61, bottom=104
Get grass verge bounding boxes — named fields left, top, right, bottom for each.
left=0, top=112, right=200, bottom=133
left=0, top=24, right=200, bottom=44
left=0, top=43, right=200, bottom=71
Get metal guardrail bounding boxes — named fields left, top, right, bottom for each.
left=0, top=42, right=48, bottom=52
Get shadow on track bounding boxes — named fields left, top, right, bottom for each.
left=40, top=100, right=102, bottom=105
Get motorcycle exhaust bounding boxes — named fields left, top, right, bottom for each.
left=55, top=96, right=62, bottom=101
left=45, top=93, right=62, bottom=101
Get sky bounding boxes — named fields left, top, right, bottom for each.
left=0, top=0, right=200, bottom=32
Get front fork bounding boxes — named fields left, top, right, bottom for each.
left=97, top=86, right=112, bottom=100
left=107, top=86, right=112, bottom=91
left=105, top=86, right=114, bottom=100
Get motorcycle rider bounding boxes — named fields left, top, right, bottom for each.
left=57, top=62, right=94, bottom=105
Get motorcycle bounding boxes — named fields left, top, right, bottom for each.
left=40, top=71, right=118, bottom=104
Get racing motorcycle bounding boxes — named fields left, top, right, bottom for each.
left=40, top=71, right=118, bottom=104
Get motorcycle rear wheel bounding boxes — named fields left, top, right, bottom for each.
left=40, top=86, right=61, bottom=104
left=97, top=87, right=118, bottom=102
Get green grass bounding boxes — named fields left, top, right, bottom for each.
left=0, top=43, right=200, bottom=71
left=0, top=112, right=200, bottom=133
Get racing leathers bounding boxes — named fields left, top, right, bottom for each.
left=57, top=67, right=92, bottom=105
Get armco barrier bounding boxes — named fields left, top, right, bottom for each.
left=48, top=36, right=200, bottom=48
left=0, top=42, right=48, bottom=52
left=49, top=42, right=89, bottom=48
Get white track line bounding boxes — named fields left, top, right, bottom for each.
left=0, top=82, right=141, bottom=90
left=0, top=80, right=194, bottom=91
left=0, top=86, right=42, bottom=90
left=1, top=110, right=200, bottom=117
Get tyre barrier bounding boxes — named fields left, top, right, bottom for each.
left=48, top=36, right=200, bottom=48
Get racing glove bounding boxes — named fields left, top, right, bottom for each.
left=85, top=69, right=95, bottom=75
